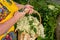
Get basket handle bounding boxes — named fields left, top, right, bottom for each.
left=33, top=10, right=41, bottom=25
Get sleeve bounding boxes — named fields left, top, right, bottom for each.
left=0, top=0, right=18, bottom=24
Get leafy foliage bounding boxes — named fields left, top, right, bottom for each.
left=14, top=0, right=60, bottom=40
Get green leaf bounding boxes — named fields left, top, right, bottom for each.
left=33, top=28, right=37, bottom=33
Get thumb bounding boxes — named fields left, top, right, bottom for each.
left=23, top=8, right=30, bottom=13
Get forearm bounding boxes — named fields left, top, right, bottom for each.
left=15, top=2, right=25, bottom=10
left=0, top=12, right=25, bottom=35
left=0, top=3, right=33, bottom=35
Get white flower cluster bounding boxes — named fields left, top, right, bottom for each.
left=16, top=15, right=45, bottom=39
left=48, top=5, right=58, bottom=11
left=37, top=24, right=45, bottom=38
left=48, top=5, right=55, bottom=10
left=16, top=16, right=30, bottom=33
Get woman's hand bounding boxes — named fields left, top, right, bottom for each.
left=15, top=2, right=34, bottom=14
left=24, top=4, right=34, bottom=14
left=14, top=3, right=34, bottom=19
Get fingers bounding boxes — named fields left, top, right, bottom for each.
left=23, top=7, right=34, bottom=14
left=24, top=5, right=34, bottom=14
left=15, top=2, right=34, bottom=15
left=23, top=8, right=30, bottom=13
left=29, top=9, right=34, bottom=14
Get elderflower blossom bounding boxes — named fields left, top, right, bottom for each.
left=48, top=5, right=55, bottom=10
left=28, top=15, right=39, bottom=26
left=16, top=17, right=30, bottom=32
left=37, top=24, right=45, bottom=38
left=16, top=15, right=45, bottom=39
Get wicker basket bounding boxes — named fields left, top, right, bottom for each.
left=17, top=10, right=42, bottom=40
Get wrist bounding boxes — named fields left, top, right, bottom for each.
left=14, top=12, right=26, bottom=19
left=19, top=5, right=25, bottom=10
left=18, top=7, right=27, bottom=13
left=15, top=2, right=25, bottom=10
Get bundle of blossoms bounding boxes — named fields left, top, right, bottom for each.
left=16, top=10, right=45, bottom=40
